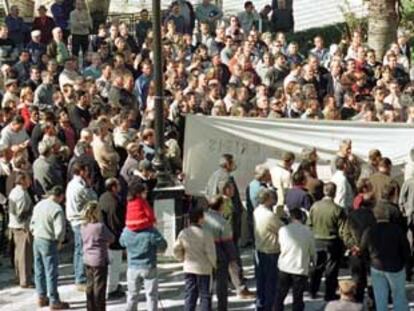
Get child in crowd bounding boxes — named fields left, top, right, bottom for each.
left=218, top=180, right=234, bottom=223
left=81, top=201, right=114, bottom=311
left=125, top=176, right=156, bottom=231
left=120, top=177, right=167, bottom=311
left=173, top=207, right=217, bottom=311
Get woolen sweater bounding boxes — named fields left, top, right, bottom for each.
left=81, top=222, right=114, bottom=267
left=125, top=197, right=156, bottom=232
left=173, top=224, right=217, bottom=275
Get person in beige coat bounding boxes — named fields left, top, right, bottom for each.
left=173, top=207, right=216, bottom=311
left=254, top=188, right=282, bottom=311
left=91, top=119, right=119, bottom=178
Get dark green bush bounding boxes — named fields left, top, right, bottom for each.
left=286, top=23, right=348, bottom=55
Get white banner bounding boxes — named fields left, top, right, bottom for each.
left=183, top=115, right=414, bottom=196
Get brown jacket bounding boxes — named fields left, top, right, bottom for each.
left=369, top=172, right=392, bottom=202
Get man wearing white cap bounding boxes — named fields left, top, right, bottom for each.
left=26, top=30, right=46, bottom=64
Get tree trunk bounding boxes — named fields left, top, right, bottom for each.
left=367, top=0, right=398, bottom=60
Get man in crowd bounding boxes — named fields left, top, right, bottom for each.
left=33, top=139, right=64, bottom=198
left=269, top=151, right=295, bottom=216
left=5, top=5, right=28, bottom=51
left=0, top=25, right=18, bottom=65
left=195, top=0, right=223, bottom=33
left=369, top=157, right=393, bottom=202
left=69, top=0, right=92, bottom=58
left=204, top=195, right=236, bottom=311
left=399, top=169, right=414, bottom=281
left=205, top=153, right=254, bottom=299
left=246, top=163, right=274, bottom=244
left=30, top=186, right=69, bottom=310
left=361, top=202, right=410, bottom=311
left=308, top=182, right=346, bottom=301
left=66, top=162, right=97, bottom=291
left=276, top=208, right=316, bottom=311
left=99, top=178, right=125, bottom=299
left=8, top=172, right=34, bottom=288
left=331, top=157, right=354, bottom=211
left=237, top=1, right=260, bottom=34
left=253, top=188, right=281, bottom=310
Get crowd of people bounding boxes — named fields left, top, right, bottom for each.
left=196, top=143, right=413, bottom=311
left=0, top=0, right=413, bottom=310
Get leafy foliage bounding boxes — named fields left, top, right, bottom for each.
left=287, top=23, right=346, bottom=55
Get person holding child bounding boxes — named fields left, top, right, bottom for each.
left=120, top=177, right=167, bottom=311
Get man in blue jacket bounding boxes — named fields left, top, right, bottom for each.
left=120, top=226, right=167, bottom=311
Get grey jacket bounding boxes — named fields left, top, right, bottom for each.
left=399, top=177, right=414, bottom=224
left=8, top=185, right=33, bottom=229
left=33, top=155, right=64, bottom=197
left=34, top=83, right=53, bottom=110
left=30, top=197, right=66, bottom=242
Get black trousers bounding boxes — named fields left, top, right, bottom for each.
left=254, top=251, right=278, bottom=311
left=72, top=34, right=89, bottom=57
left=184, top=273, right=212, bottom=311
left=215, top=259, right=229, bottom=311
left=309, top=239, right=343, bottom=301
left=406, top=222, right=414, bottom=280
left=275, top=271, right=307, bottom=311
left=349, top=255, right=367, bottom=302
left=85, top=265, right=108, bottom=311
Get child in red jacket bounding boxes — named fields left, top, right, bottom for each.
left=125, top=177, right=156, bottom=231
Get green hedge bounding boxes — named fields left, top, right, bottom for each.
left=286, top=23, right=348, bottom=55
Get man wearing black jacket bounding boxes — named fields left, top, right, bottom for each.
left=340, top=197, right=376, bottom=303
left=99, top=178, right=126, bottom=299
left=361, top=203, right=410, bottom=311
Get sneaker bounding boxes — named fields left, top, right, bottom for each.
left=49, top=301, right=70, bottom=310
left=107, top=288, right=125, bottom=300
left=76, top=283, right=86, bottom=292
left=37, top=296, right=49, bottom=307
left=238, top=288, right=255, bottom=300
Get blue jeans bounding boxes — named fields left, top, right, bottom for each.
left=184, top=273, right=212, bottom=311
left=72, top=225, right=86, bottom=284
left=255, top=251, right=279, bottom=311
left=33, top=238, right=60, bottom=304
left=371, top=267, right=409, bottom=311
left=126, top=267, right=158, bottom=311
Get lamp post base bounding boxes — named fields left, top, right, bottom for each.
left=153, top=185, right=186, bottom=257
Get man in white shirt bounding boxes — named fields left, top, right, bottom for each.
left=254, top=188, right=282, bottom=311
left=276, top=208, right=316, bottom=311
left=65, top=161, right=97, bottom=290
left=0, top=115, right=29, bottom=154
left=269, top=151, right=295, bottom=215
left=331, top=157, right=354, bottom=211
left=58, top=57, right=80, bottom=91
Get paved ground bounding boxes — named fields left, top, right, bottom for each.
left=0, top=245, right=414, bottom=310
